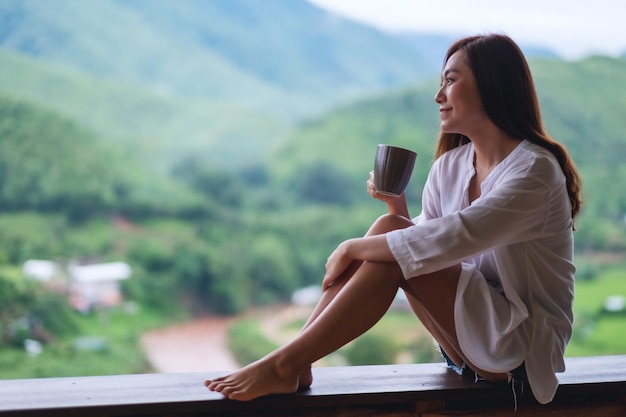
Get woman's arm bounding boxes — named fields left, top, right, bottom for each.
left=323, top=234, right=395, bottom=290
left=320, top=170, right=416, bottom=290
left=386, top=193, right=410, bottom=218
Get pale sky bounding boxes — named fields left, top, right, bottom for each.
left=307, top=0, right=626, bottom=59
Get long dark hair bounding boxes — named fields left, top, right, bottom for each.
left=435, top=34, right=582, bottom=221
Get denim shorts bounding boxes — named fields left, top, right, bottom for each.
left=440, top=347, right=530, bottom=409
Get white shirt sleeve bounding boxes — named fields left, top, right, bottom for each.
left=387, top=148, right=570, bottom=279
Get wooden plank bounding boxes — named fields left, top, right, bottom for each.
left=0, top=355, right=624, bottom=417
left=423, top=403, right=626, bottom=417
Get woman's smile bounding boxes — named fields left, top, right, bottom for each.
left=439, top=107, right=452, bottom=118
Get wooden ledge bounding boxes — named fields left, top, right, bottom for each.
left=0, top=355, right=625, bottom=416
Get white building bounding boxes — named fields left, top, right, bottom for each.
left=68, top=262, right=132, bottom=312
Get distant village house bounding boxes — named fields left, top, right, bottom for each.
left=23, top=260, right=132, bottom=313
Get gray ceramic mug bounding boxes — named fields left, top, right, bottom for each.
left=374, top=144, right=417, bottom=197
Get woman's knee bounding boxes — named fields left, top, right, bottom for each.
left=367, top=213, right=413, bottom=236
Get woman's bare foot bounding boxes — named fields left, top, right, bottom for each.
left=297, top=365, right=313, bottom=390
left=204, top=356, right=300, bottom=401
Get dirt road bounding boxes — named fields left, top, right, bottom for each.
left=140, top=316, right=239, bottom=373
left=140, top=305, right=313, bottom=374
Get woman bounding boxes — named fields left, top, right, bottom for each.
left=205, top=33, right=582, bottom=405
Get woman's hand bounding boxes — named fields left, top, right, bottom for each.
left=322, top=235, right=396, bottom=290
left=367, top=171, right=411, bottom=218
left=323, top=240, right=355, bottom=291
left=367, top=171, right=401, bottom=204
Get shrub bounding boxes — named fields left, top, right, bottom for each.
left=228, top=319, right=278, bottom=366
left=345, top=333, right=400, bottom=365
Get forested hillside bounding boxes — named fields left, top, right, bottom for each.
left=0, top=48, right=293, bottom=172
left=0, top=0, right=431, bottom=114
left=0, top=96, right=209, bottom=219
left=0, top=0, right=433, bottom=172
left=532, top=56, right=626, bottom=249
left=0, top=0, right=561, bottom=172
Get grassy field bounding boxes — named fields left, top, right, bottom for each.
left=0, top=304, right=186, bottom=380
left=566, top=264, right=626, bottom=357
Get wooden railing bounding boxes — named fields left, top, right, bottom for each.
left=1, top=355, right=624, bottom=416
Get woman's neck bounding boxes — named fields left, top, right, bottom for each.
left=470, top=128, right=522, bottom=172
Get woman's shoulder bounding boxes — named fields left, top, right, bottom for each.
left=429, top=143, right=474, bottom=184
left=506, top=140, right=564, bottom=183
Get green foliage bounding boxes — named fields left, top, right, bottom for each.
left=172, top=158, right=245, bottom=208
left=345, top=333, right=400, bottom=365
left=271, top=87, right=437, bottom=189
left=27, top=286, right=78, bottom=339
left=0, top=267, right=34, bottom=345
left=288, top=162, right=361, bottom=206
left=566, top=263, right=626, bottom=356
left=0, top=306, right=179, bottom=379
left=228, top=318, right=278, bottom=366
left=1, top=55, right=625, bottom=326
left=411, top=336, right=441, bottom=364
left=0, top=266, right=76, bottom=347
left=0, top=93, right=225, bottom=221
left=244, top=234, right=300, bottom=305
left=0, top=213, right=63, bottom=263
left=0, top=97, right=118, bottom=218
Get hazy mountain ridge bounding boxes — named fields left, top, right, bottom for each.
left=0, top=0, right=433, bottom=114
left=0, top=48, right=293, bottom=171
left=394, top=31, right=561, bottom=69
left=1, top=0, right=623, bottom=206
left=0, top=0, right=447, bottom=170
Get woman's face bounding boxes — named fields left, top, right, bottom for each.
left=434, top=49, right=489, bottom=137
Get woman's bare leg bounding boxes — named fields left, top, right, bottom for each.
left=300, top=214, right=412, bottom=330
left=204, top=214, right=412, bottom=401
left=401, top=267, right=508, bottom=382
left=294, top=262, right=358, bottom=389
left=296, top=214, right=413, bottom=388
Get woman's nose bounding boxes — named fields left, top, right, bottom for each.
left=434, top=86, right=444, bottom=103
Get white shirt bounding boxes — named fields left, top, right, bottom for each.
left=386, top=140, right=575, bottom=404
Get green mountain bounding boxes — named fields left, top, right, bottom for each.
left=0, top=0, right=440, bottom=172
left=0, top=0, right=623, bottom=251
left=0, top=95, right=206, bottom=219
left=0, top=95, right=123, bottom=215
left=0, top=0, right=431, bottom=114
left=0, top=49, right=292, bottom=172
left=532, top=56, right=626, bottom=166
left=269, top=85, right=439, bottom=208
